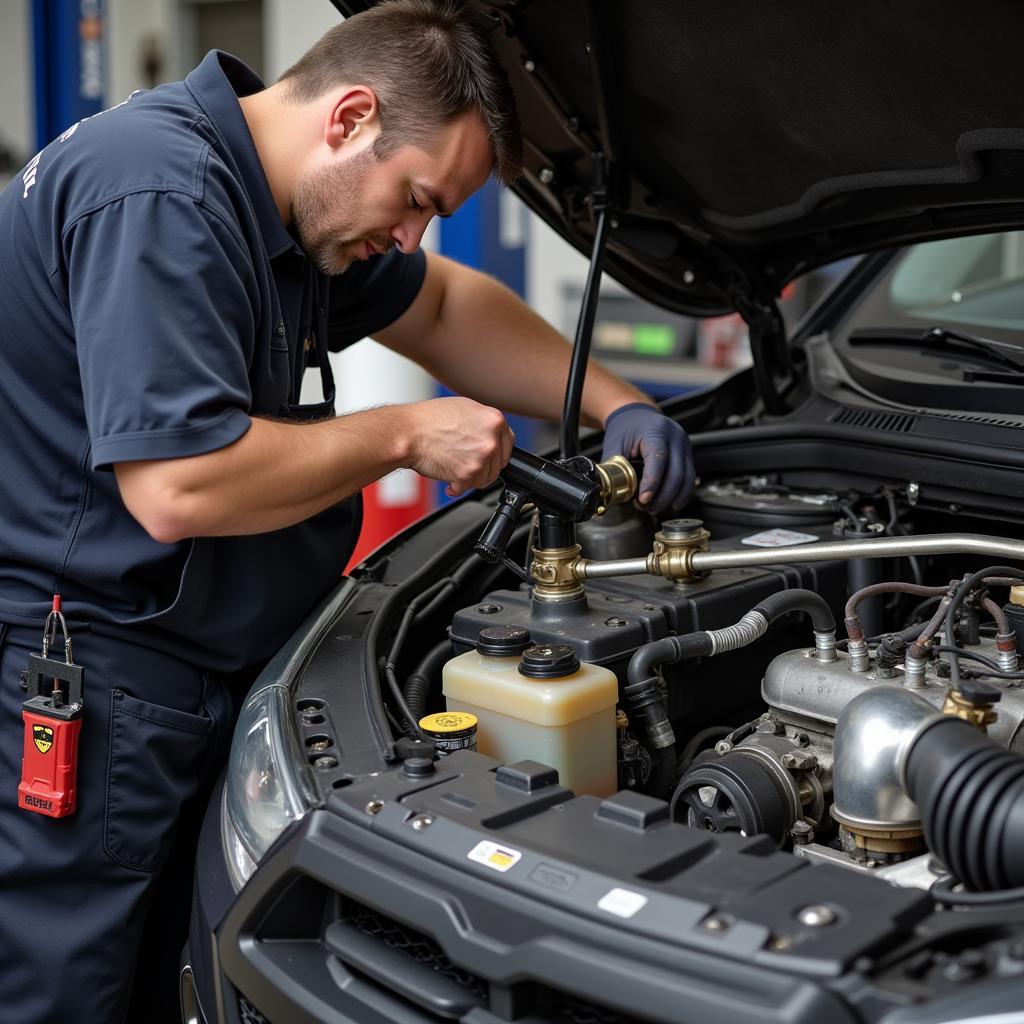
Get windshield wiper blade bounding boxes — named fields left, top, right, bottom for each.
left=849, top=326, right=1024, bottom=374
left=920, top=327, right=1024, bottom=374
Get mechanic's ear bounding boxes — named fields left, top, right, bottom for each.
left=324, top=86, right=379, bottom=148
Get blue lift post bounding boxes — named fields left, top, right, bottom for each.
left=32, top=0, right=106, bottom=151
left=438, top=178, right=533, bottom=505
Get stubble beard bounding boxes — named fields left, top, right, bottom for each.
left=292, top=150, right=383, bottom=276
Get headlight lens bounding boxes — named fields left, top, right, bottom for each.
left=222, top=685, right=309, bottom=891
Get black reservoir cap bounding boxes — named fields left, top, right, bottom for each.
left=519, top=643, right=580, bottom=679
left=476, top=625, right=532, bottom=657
left=957, top=678, right=1002, bottom=705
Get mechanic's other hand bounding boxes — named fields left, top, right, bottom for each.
left=405, top=397, right=515, bottom=498
left=601, top=402, right=694, bottom=514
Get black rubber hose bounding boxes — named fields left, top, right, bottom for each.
left=895, top=622, right=927, bottom=644
left=626, top=633, right=713, bottom=689
left=677, top=726, right=732, bottom=775
left=624, top=599, right=830, bottom=797
left=624, top=634, right=713, bottom=799
left=943, top=566, right=1024, bottom=691
left=752, top=588, right=835, bottom=634
left=403, top=639, right=453, bottom=723
left=930, top=875, right=1024, bottom=906
left=647, top=744, right=678, bottom=801
left=905, top=716, right=1024, bottom=891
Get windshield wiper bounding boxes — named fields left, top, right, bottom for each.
left=920, top=327, right=1024, bottom=374
left=849, top=326, right=1024, bottom=374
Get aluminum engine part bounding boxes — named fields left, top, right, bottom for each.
left=762, top=637, right=1024, bottom=755
left=831, top=686, right=941, bottom=831
left=792, top=847, right=945, bottom=891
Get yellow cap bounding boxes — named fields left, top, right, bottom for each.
left=1010, top=585, right=1024, bottom=607
left=419, top=711, right=477, bottom=734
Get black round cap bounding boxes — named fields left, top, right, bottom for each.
left=518, top=643, right=580, bottom=679
left=394, top=736, right=437, bottom=761
left=957, top=678, right=1002, bottom=704
left=476, top=625, right=532, bottom=657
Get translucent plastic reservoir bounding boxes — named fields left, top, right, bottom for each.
left=442, top=646, right=618, bottom=797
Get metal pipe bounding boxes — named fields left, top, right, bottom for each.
left=845, top=581, right=948, bottom=624
left=579, top=556, right=651, bottom=579
left=580, top=534, right=1024, bottom=583
left=691, top=534, right=1024, bottom=573
left=910, top=597, right=952, bottom=656
left=982, top=596, right=1011, bottom=636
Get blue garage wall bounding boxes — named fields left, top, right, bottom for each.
left=33, top=0, right=106, bottom=150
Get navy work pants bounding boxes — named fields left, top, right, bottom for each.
left=0, top=623, right=235, bottom=1023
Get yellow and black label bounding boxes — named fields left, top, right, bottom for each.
left=420, top=712, right=477, bottom=734
left=419, top=712, right=478, bottom=752
left=33, top=724, right=54, bottom=754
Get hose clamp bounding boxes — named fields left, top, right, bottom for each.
left=706, top=611, right=768, bottom=656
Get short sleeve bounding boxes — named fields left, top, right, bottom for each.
left=65, top=190, right=256, bottom=470
left=325, top=247, right=427, bottom=352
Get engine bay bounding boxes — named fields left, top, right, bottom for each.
left=268, top=450, right=1024, bottom=1021
left=420, top=470, right=1022, bottom=885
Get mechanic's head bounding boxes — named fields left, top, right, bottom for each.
left=275, top=0, right=521, bottom=274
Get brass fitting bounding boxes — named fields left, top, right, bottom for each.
left=942, top=688, right=998, bottom=731
left=839, top=820, right=925, bottom=860
left=594, top=455, right=637, bottom=514
left=530, top=544, right=586, bottom=602
left=649, top=519, right=711, bottom=583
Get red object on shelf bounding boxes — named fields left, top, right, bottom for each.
left=345, top=469, right=433, bottom=573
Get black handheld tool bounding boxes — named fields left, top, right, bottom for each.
left=474, top=447, right=602, bottom=568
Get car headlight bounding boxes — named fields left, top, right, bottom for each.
left=222, top=684, right=311, bottom=891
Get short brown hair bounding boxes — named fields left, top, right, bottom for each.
left=279, top=0, right=521, bottom=185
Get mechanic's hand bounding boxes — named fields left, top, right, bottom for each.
left=601, top=402, right=695, bottom=514
left=404, top=397, right=515, bottom=498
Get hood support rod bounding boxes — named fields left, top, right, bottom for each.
left=560, top=173, right=610, bottom=459
left=735, top=292, right=797, bottom=416
left=560, top=1, right=618, bottom=459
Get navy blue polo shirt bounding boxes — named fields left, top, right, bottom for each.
left=0, top=51, right=426, bottom=671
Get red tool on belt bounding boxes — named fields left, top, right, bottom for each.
left=18, top=596, right=84, bottom=818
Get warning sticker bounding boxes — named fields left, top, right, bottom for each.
left=741, top=528, right=819, bottom=548
left=33, top=724, right=53, bottom=754
left=467, top=840, right=522, bottom=873
left=597, top=887, right=648, bottom=919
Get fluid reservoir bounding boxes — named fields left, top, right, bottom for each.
left=443, top=631, right=619, bottom=797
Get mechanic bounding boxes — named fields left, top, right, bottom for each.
left=0, top=1, right=693, bottom=1020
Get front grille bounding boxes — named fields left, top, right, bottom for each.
left=238, top=995, right=271, bottom=1024
left=342, top=899, right=490, bottom=1003
left=550, top=991, right=636, bottom=1024
left=339, top=899, right=645, bottom=1022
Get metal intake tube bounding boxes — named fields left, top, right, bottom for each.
left=690, top=533, right=1024, bottom=572
left=837, top=687, right=1024, bottom=891
left=832, top=687, right=943, bottom=832
left=579, top=533, right=1024, bottom=585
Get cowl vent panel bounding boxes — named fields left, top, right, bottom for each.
left=829, top=407, right=916, bottom=433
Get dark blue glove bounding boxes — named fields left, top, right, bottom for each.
left=601, top=402, right=695, bottom=514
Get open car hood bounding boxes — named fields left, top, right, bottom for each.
left=332, top=0, right=1024, bottom=316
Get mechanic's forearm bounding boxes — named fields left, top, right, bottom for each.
left=430, top=265, right=651, bottom=427
left=115, top=407, right=413, bottom=542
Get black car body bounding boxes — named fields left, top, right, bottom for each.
left=185, top=4, right=1024, bottom=1022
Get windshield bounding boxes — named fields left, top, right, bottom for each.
left=848, top=232, right=1024, bottom=341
